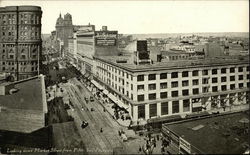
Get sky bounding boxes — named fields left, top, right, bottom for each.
left=0, top=0, right=249, bottom=34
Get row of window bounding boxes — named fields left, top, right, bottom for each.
left=137, top=83, right=248, bottom=102
left=136, top=91, right=249, bottom=118
left=1, top=66, right=37, bottom=72
left=136, top=75, right=249, bottom=91
left=137, top=67, right=249, bottom=81
left=137, top=100, right=191, bottom=118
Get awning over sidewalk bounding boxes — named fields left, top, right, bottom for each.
left=107, top=93, right=129, bottom=109
left=107, top=93, right=118, bottom=102
left=103, top=89, right=109, bottom=95
left=91, top=80, right=104, bottom=90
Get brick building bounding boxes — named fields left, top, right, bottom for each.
left=0, top=6, right=42, bottom=81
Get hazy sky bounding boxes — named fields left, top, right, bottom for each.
left=1, top=0, right=249, bottom=34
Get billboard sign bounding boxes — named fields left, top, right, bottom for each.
left=95, top=31, right=117, bottom=46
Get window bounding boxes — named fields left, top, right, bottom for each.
left=221, top=76, right=227, bottom=82
left=161, top=102, right=168, bottom=115
left=193, top=88, right=199, bottom=94
left=160, top=92, right=168, bottom=99
left=171, top=72, right=178, bottom=78
left=230, top=84, right=235, bottom=90
left=238, top=67, right=243, bottom=72
left=192, top=70, right=199, bottom=76
left=160, top=82, right=167, bottom=89
left=182, top=71, right=188, bottom=77
left=149, top=104, right=157, bottom=118
left=137, top=95, right=144, bottom=102
left=238, top=75, right=243, bottom=80
left=21, top=55, right=26, bottom=59
left=137, top=85, right=144, bottom=91
left=212, top=69, right=217, bottom=75
left=192, top=79, right=199, bottom=85
left=148, top=84, right=156, bottom=90
left=247, top=66, right=249, bottom=71
left=221, top=68, right=227, bottom=74
left=202, top=78, right=209, bottom=84
left=148, top=74, right=156, bottom=80
left=9, top=55, right=14, bottom=59
left=202, top=70, right=208, bottom=75
left=160, top=73, right=167, bottom=79
left=212, top=86, right=218, bottom=92
left=212, top=77, right=218, bottom=83
left=182, top=89, right=189, bottom=96
left=137, top=75, right=144, bottom=81
left=149, top=93, right=156, bottom=100
left=131, top=84, right=133, bottom=90
left=202, top=87, right=209, bottom=93
left=230, top=67, right=235, bottom=73
left=172, top=101, right=179, bottom=113
left=221, top=85, right=227, bottom=91
left=171, top=91, right=178, bottom=97
left=171, top=81, right=178, bottom=88
left=230, top=76, right=235, bottom=81
left=182, top=80, right=189, bottom=87
left=183, top=99, right=190, bottom=112
left=138, top=105, right=145, bottom=119
left=239, top=83, right=244, bottom=88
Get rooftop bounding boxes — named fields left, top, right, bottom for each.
left=163, top=111, right=250, bottom=154
left=94, top=55, right=249, bottom=72
left=0, top=76, right=45, bottom=111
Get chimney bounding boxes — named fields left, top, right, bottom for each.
left=102, top=26, right=108, bottom=31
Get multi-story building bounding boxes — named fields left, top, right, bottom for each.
left=92, top=42, right=249, bottom=124
left=76, top=25, right=118, bottom=75
left=0, top=6, right=42, bottom=81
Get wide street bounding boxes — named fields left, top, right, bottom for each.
left=45, top=61, right=165, bottom=155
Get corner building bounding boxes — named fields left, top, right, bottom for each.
left=94, top=55, right=249, bottom=123
left=0, top=6, right=42, bottom=80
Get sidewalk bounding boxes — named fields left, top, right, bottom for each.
left=79, top=79, right=131, bottom=128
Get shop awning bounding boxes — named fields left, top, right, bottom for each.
left=91, top=80, right=104, bottom=90
left=103, top=89, right=109, bottom=95
left=107, top=93, right=129, bottom=109
left=116, top=99, right=129, bottom=109
left=107, top=93, right=118, bottom=102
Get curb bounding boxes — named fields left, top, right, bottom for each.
left=80, top=82, right=129, bottom=128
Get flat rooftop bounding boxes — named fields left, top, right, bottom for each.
left=163, top=111, right=250, bottom=154
left=94, top=55, right=249, bottom=72
left=0, top=77, right=44, bottom=111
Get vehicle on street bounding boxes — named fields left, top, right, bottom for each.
left=90, top=96, right=94, bottom=102
left=81, top=121, right=89, bottom=128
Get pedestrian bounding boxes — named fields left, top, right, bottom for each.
left=157, top=135, right=160, bottom=141
left=100, top=128, right=103, bottom=133
left=139, top=146, right=142, bottom=152
left=103, top=108, right=106, bottom=112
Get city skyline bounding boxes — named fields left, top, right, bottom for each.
left=0, top=0, right=249, bottom=34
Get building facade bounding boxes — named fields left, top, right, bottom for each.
left=0, top=6, right=42, bottom=81
left=76, top=25, right=118, bottom=75
left=93, top=55, right=249, bottom=123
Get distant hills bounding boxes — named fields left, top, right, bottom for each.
left=126, top=32, right=249, bottom=39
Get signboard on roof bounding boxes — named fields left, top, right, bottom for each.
left=95, top=31, right=117, bottom=46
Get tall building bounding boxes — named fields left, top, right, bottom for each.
left=89, top=41, right=249, bottom=124
left=76, top=25, right=118, bottom=75
left=55, top=13, right=74, bottom=54
left=0, top=6, right=42, bottom=81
